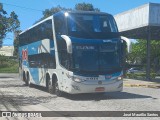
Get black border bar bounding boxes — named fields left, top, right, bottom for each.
left=0, top=111, right=160, bottom=117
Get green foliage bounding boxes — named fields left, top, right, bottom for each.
left=0, top=3, right=20, bottom=44
left=8, top=11, right=20, bottom=32
left=35, top=3, right=100, bottom=24
left=126, top=73, right=156, bottom=79
left=0, top=3, right=8, bottom=41
left=127, top=40, right=160, bottom=68
left=75, top=2, right=100, bottom=11
left=0, top=62, right=18, bottom=73
left=0, top=55, right=18, bottom=73
left=13, top=30, right=21, bottom=56
left=35, top=5, right=72, bottom=23
left=127, top=40, right=146, bottom=64
left=0, top=55, right=8, bottom=65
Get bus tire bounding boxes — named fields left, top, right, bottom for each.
left=24, top=73, right=29, bottom=86
left=48, top=80, right=54, bottom=94
left=54, top=79, right=63, bottom=97
left=23, top=72, right=28, bottom=85
left=46, top=75, right=54, bottom=94
left=26, top=72, right=31, bottom=87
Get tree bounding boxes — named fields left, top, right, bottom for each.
left=0, top=3, right=7, bottom=45
left=35, top=5, right=72, bottom=23
left=8, top=11, right=20, bottom=56
left=35, top=3, right=100, bottom=23
left=13, top=30, right=21, bottom=56
left=127, top=40, right=146, bottom=64
left=0, top=55, right=8, bottom=67
left=75, top=2, right=100, bottom=11
left=0, top=3, right=20, bottom=47
left=8, top=11, right=20, bottom=32
left=127, top=39, right=160, bottom=72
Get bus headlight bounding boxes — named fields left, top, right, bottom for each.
left=72, top=76, right=86, bottom=83
left=117, top=76, right=123, bottom=80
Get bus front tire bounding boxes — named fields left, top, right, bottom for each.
left=48, top=80, right=54, bottom=94
left=47, top=77, right=63, bottom=96
left=54, top=80, right=63, bottom=97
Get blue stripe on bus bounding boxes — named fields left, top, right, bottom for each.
left=112, top=71, right=122, bottom=77
left=20, top=39, right=55, bottom=85
left=29, top=68, right=40, bottom=85
left=27, top=41, right=42, bottom=55
left=19, top=39, right=54, bottom=56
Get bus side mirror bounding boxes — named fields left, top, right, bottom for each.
left=120, top=36, right=132, bottom=53
left=61, top=35, right=72, bottom=54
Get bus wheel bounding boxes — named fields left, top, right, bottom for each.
left=54, top=80, right=63, bottom=97
left=23, top=72, right=28, bottom=86
left=26, top=73, right=31, bottom=87
left=48, top=80, right=54, bottom=94
left=25, top=74, right=28, bottom=86
left=47, top=76, right=54, bottom=94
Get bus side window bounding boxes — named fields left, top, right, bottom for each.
left=57, top=37, right=69, bottom=69
left=54, top=14, right=69, bottom=69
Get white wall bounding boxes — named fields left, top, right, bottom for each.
left=0, top=46, right=14, bottom=56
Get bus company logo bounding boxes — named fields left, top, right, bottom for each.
left=22, top=49, right=28, bottom=61
left=76, top=46, right=95, bottom=50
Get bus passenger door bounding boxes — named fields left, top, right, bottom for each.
left=59, top=49, right=71, bottom=90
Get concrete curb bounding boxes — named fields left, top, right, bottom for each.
left=124, top=84, right=160, bottom=89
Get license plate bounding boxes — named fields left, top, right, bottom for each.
left=95, top=87, right=105, bottom=92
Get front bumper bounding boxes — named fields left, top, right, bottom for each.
left=65, top=80, right=123, bottom=94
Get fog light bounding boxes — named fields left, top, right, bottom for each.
left=72, top=76, right=86, bottom=83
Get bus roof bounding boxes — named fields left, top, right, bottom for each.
left=20, top=11, right=111, bottom=35
left=54, top=11, right=111, bottom=16
left=19, top=15, right=53, bottom=35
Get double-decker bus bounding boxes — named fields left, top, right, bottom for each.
left=19, top=11, right=131, bottom=96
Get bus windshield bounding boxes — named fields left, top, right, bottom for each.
left=72, top=41, right=121, bottom=74
left=67, top=13, right=119, bottom=39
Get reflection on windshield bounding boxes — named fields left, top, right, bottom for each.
left=67, top=14, right=119, bottom=39
left=73, top=43, right=121, bottom=73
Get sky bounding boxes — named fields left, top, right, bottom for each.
left=1, top=0, right=160, bottom=45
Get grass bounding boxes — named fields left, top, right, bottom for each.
left=0, top=56, right=19, bottom=73
left=0, top=63, right=19, bottom=73
left=126, top=73, right=156, bottom=80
